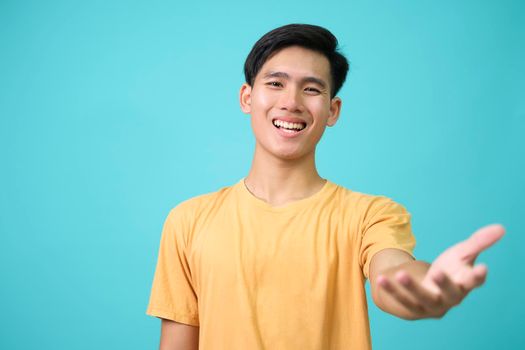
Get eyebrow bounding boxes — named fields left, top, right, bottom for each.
left=262, top=71, right=328, bottom=90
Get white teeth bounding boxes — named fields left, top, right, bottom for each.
left=272, top=119, right=306, bottom=131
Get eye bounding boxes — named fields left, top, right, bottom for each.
left=266, top=81, right=283, bottom=88
left=304, top=87, right=321, bottom=94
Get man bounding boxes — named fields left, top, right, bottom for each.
left=146, top=24, right=505, bottom=349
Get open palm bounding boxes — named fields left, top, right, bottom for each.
left=422, top=224, right=505, bottom=295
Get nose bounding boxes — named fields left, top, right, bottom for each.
left=278, top=86, right=304, bottom=113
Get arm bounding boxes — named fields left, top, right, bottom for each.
left=159, top=319, right=199, bottom=350
left=369, top=224, right=505, bottom=320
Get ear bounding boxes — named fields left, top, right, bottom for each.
left=326, top=96, right=342, bottom=127
left=239, top=83, right=252, bottom=114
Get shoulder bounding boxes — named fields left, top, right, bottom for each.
left=159, top=182, right=239, bottom=245
left=166, top=181, right=239, bottom=222
left=328, top=181, right=409, bottom=218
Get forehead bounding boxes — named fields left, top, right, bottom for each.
left=257, top=46, right=331, bottom=82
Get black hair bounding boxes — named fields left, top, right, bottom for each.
left=243, top=23, right=349, bottom=98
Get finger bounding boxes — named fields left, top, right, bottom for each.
left=459, top=224, right=505, bottom=261
left=433, top=271, right=464, bottom=306
left=377, top=275, right=424, bottom=313
left=448, top=264, right=489, bottom=292
left=465, top=264, right=488, bottom=289
left=395, top=271, right=442, bottom=309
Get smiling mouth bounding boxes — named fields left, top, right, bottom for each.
left=272, top=119, right=307, bottom=132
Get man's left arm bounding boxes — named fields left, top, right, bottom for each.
left=369, top=224, right=505, bottom=320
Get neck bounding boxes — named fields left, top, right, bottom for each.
left=244, top=145, right=326, bottom=206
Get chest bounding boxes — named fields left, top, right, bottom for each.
left=188, top=206, right=361, bottom=293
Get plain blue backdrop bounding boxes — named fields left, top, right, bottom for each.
left=1, top=0, right=523, bottom=349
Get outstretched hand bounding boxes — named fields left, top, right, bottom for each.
left=376, top=224, right=505, bottom=319
left=422, top=224, right=505, bottom=294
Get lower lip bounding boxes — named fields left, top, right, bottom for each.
left=273, top=124, right=306, bottom=138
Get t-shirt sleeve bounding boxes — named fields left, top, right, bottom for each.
left=146, top=205, right=199, bottom=326
left=359, top=196, right=416, bottom=279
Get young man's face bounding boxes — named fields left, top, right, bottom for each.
left=240, top=45, right=342, bottom=161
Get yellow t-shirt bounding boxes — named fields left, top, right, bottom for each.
left=146, top=179, right=416, bottom=349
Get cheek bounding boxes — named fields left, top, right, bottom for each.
left=252, top=90, right=275, bottom=111
left=309, top=101, right=331, bottom=121
left=314, top=98, right=331, bottom=110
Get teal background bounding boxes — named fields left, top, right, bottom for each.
left=1, top=0, right=523, bottom=348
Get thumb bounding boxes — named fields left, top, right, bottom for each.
left=459, top=224, right=505, bottom=262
